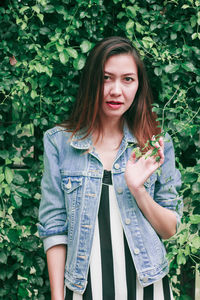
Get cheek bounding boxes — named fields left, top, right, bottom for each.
left=103, top=85, right=109, bottom=99
left=127, top=86, right=138, bottom=101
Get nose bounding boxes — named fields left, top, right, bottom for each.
left=110, top=80, right=122, bottom=96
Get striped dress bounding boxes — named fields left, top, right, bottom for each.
left=65, top=170, right=174, bottom=300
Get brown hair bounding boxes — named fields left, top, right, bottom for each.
left=61, top=36, right=160, bottom=149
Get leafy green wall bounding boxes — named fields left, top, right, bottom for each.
left=0, top=0, right=199, bottom=299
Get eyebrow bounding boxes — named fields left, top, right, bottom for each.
left=104, top=71, right=137, bottom=76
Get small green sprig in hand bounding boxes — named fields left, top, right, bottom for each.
left=132, top=147, right=142, bottom=159
left=131, top=138, right=162, bottom=176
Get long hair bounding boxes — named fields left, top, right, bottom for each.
left=61, top=36, right=160, bottom=149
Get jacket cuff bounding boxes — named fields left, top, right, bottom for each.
left=173, top=211, right=182, bottom=233
left=43, top=235, right=68, bottom=252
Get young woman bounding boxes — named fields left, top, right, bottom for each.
left=38, top=36, right=182, bottom=300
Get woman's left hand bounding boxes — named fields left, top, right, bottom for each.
left=124, top=137, right=177, bottom=239
left=125, top=137, right=164, bottom=194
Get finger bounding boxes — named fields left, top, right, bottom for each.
left=158, top=137, right=164, bottom=150
left=158, top=148, right=164, bottom=164
left=155, top=146, right=164, bottom=165
left=149, top=137, right=164, bottom=164
left=157, top=138, right=164, bottom=160
left=129, top=150, right=137, bottom=163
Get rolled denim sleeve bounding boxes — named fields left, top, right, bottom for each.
left=154, top=133, right=183, bottom=231
left=38, top=130, right=68, bottom=251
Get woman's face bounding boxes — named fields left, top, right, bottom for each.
left=101, top=54, right=139, bottom=122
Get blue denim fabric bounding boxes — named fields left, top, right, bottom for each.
left=38, top=124, right=183, bottom=294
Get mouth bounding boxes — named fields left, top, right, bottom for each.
left=106, top=101, right=123, bottom=105
left=106, top=100, right=123, bottom=110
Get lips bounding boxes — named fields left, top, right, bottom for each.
left=106, top=100, right=123, bottom=109
left=106, top=101, right=123, bottom=105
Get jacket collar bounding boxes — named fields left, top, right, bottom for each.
left=70, top=122, right=137, bottom=150
left=123, top=122, right=137, bottom=145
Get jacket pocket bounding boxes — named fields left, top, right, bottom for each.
left=62, top=177, right=83, bottom=193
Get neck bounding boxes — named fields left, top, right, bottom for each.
left=92, top=117, right=124, bottom=147
left=100, top=117, right=124, bottom=137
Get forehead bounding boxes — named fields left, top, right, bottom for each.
left=104, top=54, right=137, bottom=74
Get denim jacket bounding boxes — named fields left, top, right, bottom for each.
left=38, top=124, right=182, bottom=294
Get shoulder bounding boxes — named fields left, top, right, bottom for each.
left=44, top=126, right=73, bottom=141
left=43, top=126, right=73, bottom=149
left=44, top=126, right=70, bottom=137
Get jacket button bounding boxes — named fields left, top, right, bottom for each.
left=125, top=218, right=131, bottom=225
left=143, top=276, right=148, bottom=283
left=117, top=187, right=123, bottom=194
left=66, top=179, right=72, bottom=189
left=134, top=248, right=140, bottom=255
left=114, top=163, right=120, bottom=169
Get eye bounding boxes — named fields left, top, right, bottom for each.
left=124, top=76, right=134, bottom=82
left=104, top=75, right=110, bottom=81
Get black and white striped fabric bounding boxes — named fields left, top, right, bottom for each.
left=65, top=170, right=174, bottom=300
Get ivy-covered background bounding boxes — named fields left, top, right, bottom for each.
left=0, top=0, right=200, bottom=299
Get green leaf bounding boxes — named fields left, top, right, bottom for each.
left=126, top=19, right=134, bottom=32
left=59, top=51, right=69, bottom=64
left=165, top=64, right=180, bottom=73
left=182, top=172, right=198, bottom=183
left=44, top=5, right=55, bottom=13
left=29, top=78, right=38, bottom=90
left=127, top=6, right=137, bottom=18
left=13, top=173, right=26, bottom=185
left=154, top=67, right=162, bottom=76
left=39, top=27, right=51, bottom=35
left=80, top=40, right=92, bottom=53
left=0, top=150, right=9, bottom=159
left=0, top=269, right=6, bottom=281
left=31, top=90, right=38, bottom=99
left=38, top=13, right=44, bottom=23
left=35, top=63, right=46, bottom=73
left=182, top=62, right=196, bottom=72
left=7, top=229, right=20, bottom=243
left=35, top=256, right=45, bottom=274
left=177, top=252, right=186, bottom=265
left=0, top=252, right=7, bottom=264
left=5, top=167, right=13, bottom=184
left=190, top=15, right=197, bottom=27
left=191, top=236, right=200, bottom=249
left=16, top=187, right=30, bottom=198
left=5, top=185, right=10, bottom=197
left=55, top=5, right=65, bottom=14
left=66, top=47, right=78, bottom=59
left=19, top=6, right=29, bottom=13
left=32, top=5, right=40, bottom=14
left=73, top=55, right=86, bottom=70
left=7, top=124, right=16, bottom=135
left=192, top=182, right=200, bottom=193
left=18, top=284, right=29, bottom=297
left=178, top=230, right=188, bottom=245
left=117, top=12, right=125, bottom=19
left=21, top=236, right=38, bottom=251
left=152, top=47, right=158, bottom=56
left=56, top=43, right=64, bottom=52
left=170, top=33, right=177, bottom=40
left=192, top=33, right=198, bottom=39
left=0, top=174, right=4, bottom=182
left=11, top=194, right=22, bottom=208
left=190, top=214, right=200, bottom=224
left=182, top=4, right=190, bottom=9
